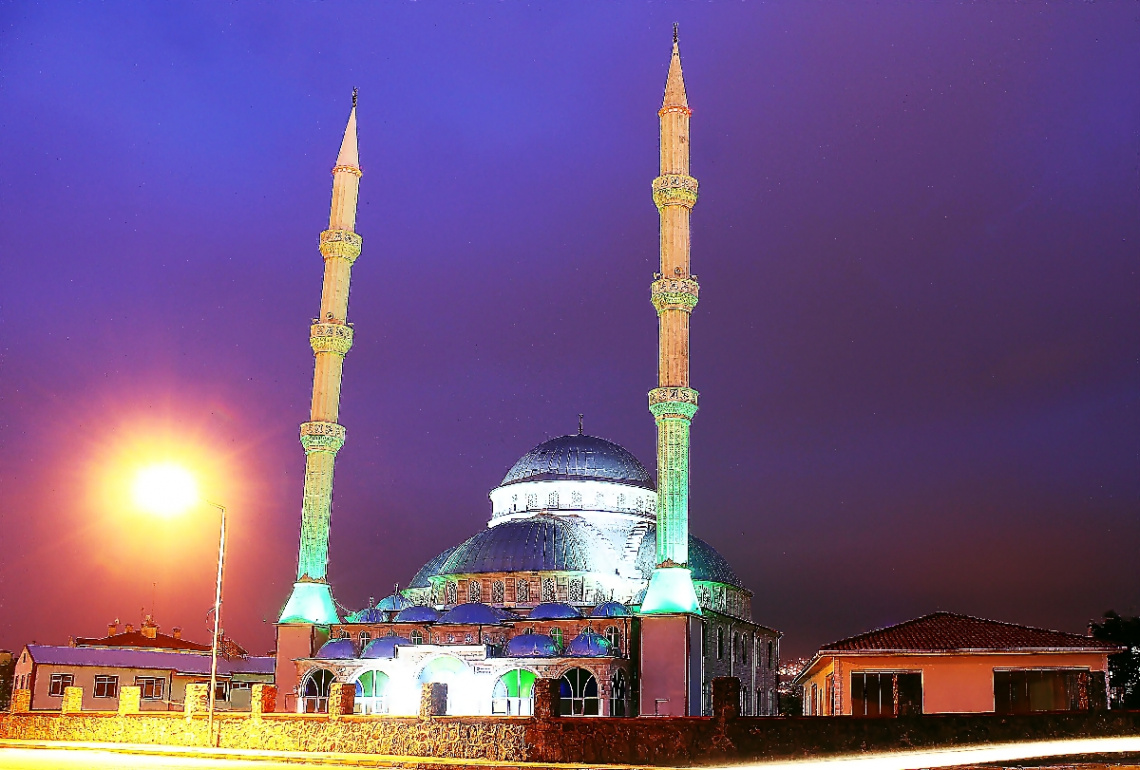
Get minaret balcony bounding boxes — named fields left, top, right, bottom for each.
left=652, top=174, right=699, bottom=209
left=319, top=229, right=363, bottom=263
left=300, top=421, right=346, bottom=453
left=310, top=322, right=355, bottom=356
left=649, top=387, right=699, bottom=420
left=651, top=277, right=699, bottom=314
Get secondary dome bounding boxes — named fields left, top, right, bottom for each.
left=505, top=633, right=559, bottom=658
left=634, top=526, right=743, bottom=588
left=395, top=605, right=440, bottom=623
left=529, top=602, right=581, bottom=620
left=591, top=601, right=631, bottom=618
left=438, top=602, right=506, bottom=625
left=315, top=637, right=356, bottom=660
left=500, top=434, right=654, bottom=490
left=566, top=630, right=613, bottom=657
left=441, top=516, right=605, bottom=575
left=361, top=636, right=411, bottom=659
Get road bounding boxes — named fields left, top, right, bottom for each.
left=0, top=747, right=372, bottom=769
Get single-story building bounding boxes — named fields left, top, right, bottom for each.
left=795, top=612, right=1119, bottom=716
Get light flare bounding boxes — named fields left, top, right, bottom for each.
left=132, top=463, right=200, bottom=517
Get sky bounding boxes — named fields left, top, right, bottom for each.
left=0, top=2, right=1136, bottom=658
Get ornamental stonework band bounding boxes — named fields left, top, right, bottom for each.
left=310, top=322, right=355, bottom=356
left=652, top=174, right=699, bottom=209
left=649, top=387, right=700, bottom=420
left=651, top=276, right=700, bottom=314
left=319, top=229, right=363, bottom=263
left=300, top=420, right=346, bottom=453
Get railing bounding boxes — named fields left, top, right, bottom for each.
left=491, top=697, right=533, bottom=716
left=355, top=696, right=388, bottom=715
left=299, top=696, right=328, bottom=714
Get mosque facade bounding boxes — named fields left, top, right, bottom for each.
left=273, top=33, right=781, bottom=718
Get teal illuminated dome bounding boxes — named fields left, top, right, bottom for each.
left=442, top=516, right=604, bottom=575
left=634, top=525, right=743, bottom=588
left=500, top=434, right=654, bottom=490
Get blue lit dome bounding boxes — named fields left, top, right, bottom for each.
left=566, top=630, right=613, bottom=657
left=439, top=602, right=506, bottom=625
left=395, top=605, right=440, bottom=623
left=361, top=636, right=411, bottom=659
left=634, top=526, right=743, bottom=588
left=315, top=637, right=356, bottom=660
left=376, top=593, right=410, bottom=612
left=505, top=633, right=560, bottom=658
left=500, top=434, right=654, bottom=490
left=441, top=516, right=605, bottom=575
left=591, top=601, right=631, bottom=618
left=529, top=602, right=581, bottom=620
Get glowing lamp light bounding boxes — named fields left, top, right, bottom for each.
left=132, top=463, right=200, bottom=517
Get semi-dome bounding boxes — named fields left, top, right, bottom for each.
left=438, top=602, right=506, bottom=625
left=634, top=526, right=743, bottom=588
left=315, top=637, right=356, bottom=660
left=408, top=545, right=459, bottom=589
left=394, top=605, right=440, bottom=623
left=505, top=633, right=559, bottom=658
left=591, top=601, right=631, bottom=618
left=361, top=636, right=411, bottom=659
left=500, top=434, right=654, bottom=490
left=529, top=602, right=581, bottom=620
left=440, top=516, right=605, bottom=575
left=566, top=630, right=613, bottom=657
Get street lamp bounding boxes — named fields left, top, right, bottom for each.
left=132, top=463, right=227, bottom=747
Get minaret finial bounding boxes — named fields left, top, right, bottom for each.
left=352, top=87, right=358, bottom=108
left=673, top=23, right=678, bottom=45
left=578, top=414, right=584, bottom=435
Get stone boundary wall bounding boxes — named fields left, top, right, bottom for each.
left=2, top=679, right=1139, bottom=766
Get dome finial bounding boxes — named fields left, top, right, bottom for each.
left=578, top=413, right=584, bottom=435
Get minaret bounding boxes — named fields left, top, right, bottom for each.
left=279, top=93, right=362, bottom=625
left=641, top=27, right=702, bottom=616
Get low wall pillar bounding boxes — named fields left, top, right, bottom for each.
left=712, top=676, right=741, bottom=721
left=532, top=678, right=560, bottom=720
left=10, top=689, right=30, bottom=713
left=419, top=682, right=448, bottom=718
left=184, top=683, right=209, bottom=720
left=60, top=686, right=83, bottom=714
left=251, top=684, right=277, bottom=719
left=118, top=686, right=141, bottom=715
left=328, top=682, right=355, bottom=720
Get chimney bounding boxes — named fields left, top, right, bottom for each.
left=172, top=627, right=182, bottom=640
left=107, top=622, right=118, bottom=637
left=141, top=614, right=158, bottom=639
left=125, top=623, right=134, bottom=634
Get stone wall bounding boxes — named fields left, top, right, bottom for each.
left=2, top=682, right=1139, bottom=767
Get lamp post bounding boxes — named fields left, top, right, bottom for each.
left=131, top=464, right=227, bottom=748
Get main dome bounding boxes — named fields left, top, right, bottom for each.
left=441, top=516, right=606, bottom=575
left=500, top=434, right=654, bottom=490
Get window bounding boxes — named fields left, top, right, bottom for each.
left=48, top=673, right=74, bottom=697
left=468, top=580, right=482, bottom=603
left=851, top=672, right=922, bottom=717
left=492, top=669, right=536, bottom=715
left=93, top=675, right=119, bottom=699
left=571, top=492, right=582, bottom=508
left=541, top=578, right=556, bottom=603
left=604, top=626, right=622, bottom=654
left=768, top=641, right=774, bottom=669
left=445, top=582, right=458, bottom=605
left=569, top=578, right=583, bottom=602
left=491, top=581, right=505, bottom=604
left=610, top=669, right=628, bottom=716
left=994, top=669, right=1090, bottom=714
left=516, top=579, right=531, bottom=604
left=526, top=493, right=538, bottom=509
left=135, top=676, right=165, bottom=700
left=359, top=631, right=371, bottom=646
left=549, top=627, right=564, bottom=649
left=547, top=492, right=558, bottom=508
left=716, top=628, right=724, bottom=660
left=302, top=669, right=334, bottom=713
left=559, top=668, right=600, bottom=716
left=214, top=680, right=230, bottom=701
left=617, top=494, right=626, bottom=509
left=410, top=630, right=424, bottom=645
left=354, top=670, right=390, bottom=715
left=595, top=492, right=605, bottom=507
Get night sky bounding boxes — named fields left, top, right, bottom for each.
left=1, top=3, right=1137, bottom=658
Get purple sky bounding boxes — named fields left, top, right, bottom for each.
left=1, top=3, right=1136, bottom=658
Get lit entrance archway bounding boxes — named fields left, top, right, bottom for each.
left=417, top=655, right=467, bottom=715
left=301, top=668, right=334, bottom=713
left=492, top=669, right=536, bottom=715
left=354, top=670, right=390, bottom=714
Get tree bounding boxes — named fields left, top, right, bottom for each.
left=1090, top=611, right=1140, bottom=709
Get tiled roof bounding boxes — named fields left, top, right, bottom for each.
left=26, top=645, right=274, bottom=675
left=74, top=631, right=210, bottom=652
left=821, top=612, right=1120, bottom=653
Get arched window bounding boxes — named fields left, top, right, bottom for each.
left=594, top=492, right=605, bottom=508
left=468, top=580, right=481, bottom=603
left=569, top=578, right=583, bottom=602
left=511, top=494, right=518, bottom=511
left=491, top=581, right=505, bottom=604
left=418, top=656, right=467, bottom=715
left=492, top=669, right=536, bottom=715
left=610, top=670, right=628, bottom=717
left=571, top=491, right=582, bottom=508
left=410, top=630, right=424, bottom=645
left=516, top=579, right=531, bottom=604
left=559, top=668, right=600, bottom=716
left=604, top=626, right=622, bottom=654
left=359, top=631, right=371, bottom=647
left=716, top=628, right=724, bottom=660
left=526, top=493, right=538, bottom=509
left=354, top=670, right=390, bottom=714
left=617, top=493, right=626, bottom=509
left=549, top=627, right=564, bottom=649
left=541, top=578, right=556, bottom=603
left=767, top=641, right=774, bottom=669
left=301, top=668, right=334, bottom=713
left=547, top=491, right=558, bottom=509
left=445, top=582, right=458, bottom=605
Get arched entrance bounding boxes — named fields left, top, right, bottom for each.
left=492, top=669, right=536, bottom=715
left=417, top=655, right=467, bottom=715
left=354, top=670, right=390, bottom=714
left=301, top=668, right=334, bottom=713
left=559, top=667, right=599, bottom=716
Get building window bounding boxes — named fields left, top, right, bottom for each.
left=541, top=578, right=556, bottom=603
left=617, top=494, right=626, bottom=509
left=547, top=492, right=558, bottom=509
left=716, top=628, right=724, bottom=660
left=768, top=641, right=774, bottom=669
left=610, top=669, right=628, bottom=716
left=411, top=630, right=424, bottom=645
left=604, top=626, right=622, bottom=654
left=851, top=672, right=922, bottom=717
left=559, top=668, right=600, bottom=716
left=135, top=677, right=165, bottom=700
left=214, top=680, right=230, bottom=701
left=491, top=581, right=505, bottom=604
left=48, top=673, right=74, bottom=697
left=526, top=493, right=538, bottom=509
left=359, top=631, right=371, bottom=647
left=994, top=669, right=1091, bottom=713
left=465, top=633, right=474, bottom=644
left=569, top=578, right=583, bottom=602
left=468, top=580, right=482, bottom=603
left=511, top=494, right=518, bottom=511
left=549, top=627, right=564, bottom=649
left=302, top=669, right=334, bottom=713
left=571, top=492, right=582, bottom=508
left=595, top=492, right=605, bottom=508
left=516, top=579, right=531, bottom=604
left=93, top=675, right=119, bottom=699
left=492, top=669, right=536, bottom=716
left=445, top=582, right=458, bottom=605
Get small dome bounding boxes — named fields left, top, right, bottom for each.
left=441, top=516, right=605, bottom=575
left=315, top=637, right=356, bottom=660
left=591, top=601, right=631, bottom=618
left=529, top=602, right=581, bottom=620
left=566, top=630, right=614, bottom=657
left=408, top=545, right=459, bottom=589
left=361, top=636, right=411, bottom=659
left=505, top=633, right=559, bottom=658
left=394, top=605, right=440, bottom=623
left=634, top=526, right=744, bottom=588
left=376, top=593, right=410, bottom=612
left=500, top=434, right=654, bottom=490
left=345, top=607, right=385, bottom=623
left=438, top=602, right=505, bottom=625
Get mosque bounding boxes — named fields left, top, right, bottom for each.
left=272, top=32, right=781, bottom=718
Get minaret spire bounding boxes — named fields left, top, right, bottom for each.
left=641, top=29, right=702, bottom=616
left=280, top=93, right=364, bottom=625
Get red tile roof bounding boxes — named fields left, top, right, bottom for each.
left=73, top=631, right=211, bottom=652
left=820, top=612, right=1120, bottom=653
